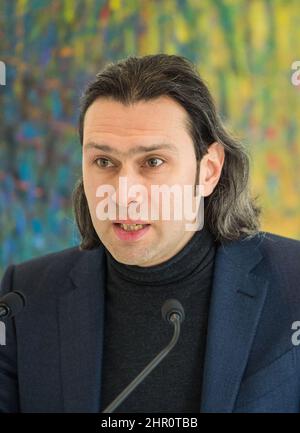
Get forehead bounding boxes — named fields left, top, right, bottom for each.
left=83, top=96, right=192, bottom=145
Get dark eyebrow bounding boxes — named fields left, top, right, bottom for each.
left=83, top=141, right=179, bottom=156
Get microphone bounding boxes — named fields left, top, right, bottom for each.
left=102, top=298, right=185, bottom=413
left=0, top=291, right=26, bottom=319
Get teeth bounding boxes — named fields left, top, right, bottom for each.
left=119, top=223, right=146, bottom=231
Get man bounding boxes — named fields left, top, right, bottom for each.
left=1, top=54, right=300, bottom=413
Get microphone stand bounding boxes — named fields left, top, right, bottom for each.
left=102, top=313, right=181, bottom=413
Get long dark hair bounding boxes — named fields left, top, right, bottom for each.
left=73, top=54, right=261, bottom=249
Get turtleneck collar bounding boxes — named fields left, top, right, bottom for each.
left=104, top=226, right=217, bottom=287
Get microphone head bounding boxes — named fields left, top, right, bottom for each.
left=161, top=299, right=185, bottom=324
left=0, top=291, right=26, bottom=318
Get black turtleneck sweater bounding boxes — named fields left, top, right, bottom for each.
left=100, top=226, right=217, bottom=413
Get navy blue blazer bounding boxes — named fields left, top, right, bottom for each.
left=1, top=231, right=300, bottom=413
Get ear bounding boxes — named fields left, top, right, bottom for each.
left=198, top=142, right=225, bottom=197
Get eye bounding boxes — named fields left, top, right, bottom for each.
left=94, top=157, right=114, bottom=168
left=145, top=157, right=165, bottom=168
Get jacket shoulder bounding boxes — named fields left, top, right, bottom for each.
left=258, top=231, right=300, bottom=269
left=218, top=230, right=300, bottom=304
left=259, top=230, right=300, bottom=248
left=248, top=231, right=300, bottom=328
left=0, top=246, right=102, bottom=298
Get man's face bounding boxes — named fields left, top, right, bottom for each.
left=82, top=95, right=202, bottom=267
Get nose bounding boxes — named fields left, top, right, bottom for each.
left=111, top=174, right=148, bottom=218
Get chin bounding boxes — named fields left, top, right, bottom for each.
left=117, top=256, right=141, bottom=266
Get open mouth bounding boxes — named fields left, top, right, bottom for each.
left=112, top=223, right=151, bottom=241
left=113, top=223, right=150, bottom=232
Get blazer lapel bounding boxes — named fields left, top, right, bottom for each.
left=58, top=245, right=107, bottom=412
left=201, top=234, right=270, bottom=412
